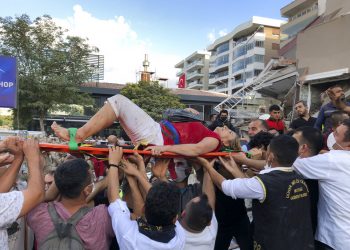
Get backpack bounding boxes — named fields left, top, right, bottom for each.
left=162, top=108, right=203, bottom=122
left=39, top=203, right=92, bottom=250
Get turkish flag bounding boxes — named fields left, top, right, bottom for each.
left=178, top=74, right=185, bottom=88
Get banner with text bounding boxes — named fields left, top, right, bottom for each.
left=0, top=56, right=17, bottom=108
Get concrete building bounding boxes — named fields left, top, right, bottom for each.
left=174, top=51, right=211, bottom=90
left=207, top=16, right=285, bottom=95
left=254, top=0, right=350, bottom=117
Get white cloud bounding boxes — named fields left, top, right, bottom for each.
left=218, top=29, right=228, bottom=37
left=54, top=5, right=181, bottom=87
left=207, top=28, right=228, bottom=43
left=207, top=30, right=216, bottom=43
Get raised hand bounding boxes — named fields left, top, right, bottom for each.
left=120, top=159, right=139, bottom=176
left=151, top=159, right=170, bottom=179
left=108, top=146, right=123, bottom=165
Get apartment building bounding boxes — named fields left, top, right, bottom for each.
left=207, top=16, right=285, bottom=95
left=279, top=0, right=320, bottom=58
left=174, top=51, right=211, bottom=90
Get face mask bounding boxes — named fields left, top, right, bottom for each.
left=173, top=158, right=191, bottom=182
left=327, top=132, right=336, bottom=150
left=220, top=116, right=228, bottom=122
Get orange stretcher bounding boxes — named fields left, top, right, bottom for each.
left=39, top=143, right=232, bottom=158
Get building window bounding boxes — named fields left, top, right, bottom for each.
left=255, top=40, right=264, bottom=48
left=216, top=42, right=230, bottom=55
left=254, top=69, right=263, bottom=76
left=216, top=54, right=229, bottom=67
left=254, top=54, right=264, bottom=63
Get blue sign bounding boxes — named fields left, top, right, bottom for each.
left=0, top=56, right=17, bottom=108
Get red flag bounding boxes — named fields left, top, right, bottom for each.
left=178, top=74, right=186, bottom=88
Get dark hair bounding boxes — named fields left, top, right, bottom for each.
left=184, top=194, right=213, bottom=232
left=330, top=111, right=349, bottom=129
left=294, top=127, right=323, bottom=156
left=219, top=110, right=228, bottom=115
left=248, top=131, right=274, bottom=150
left=295, top=100, right=307, bottom=107
left=269, top=104, right=281, bottom=112
left=54, top=159, right=91, bottom=199
left=342, top=119, right=350, bottom=142
left=145, top=182, right=180, bottom=226
left=269, top=135, right=299, bottom=167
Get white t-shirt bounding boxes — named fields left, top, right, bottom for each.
left=108, top=199, right=185, bottom=250
left=293, top=150, right=350, bottom=250
left=0, top=191, right=24, bottom=250
left=182, top=214, right=218, bottom=250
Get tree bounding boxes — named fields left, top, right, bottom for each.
left=0, top=14, right=94, bottom=131
left=121, top=81, right=185, bottom=121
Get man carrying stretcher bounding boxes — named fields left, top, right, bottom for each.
left=51, top=94, right=238, bottom=156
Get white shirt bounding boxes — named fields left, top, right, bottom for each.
left=221, top=167, right=293, bottom=201
left=108, top=199, right=185, bottom=250
left=182, top=213, right=218, bottom=250
left=0, top=191, right=24, bottom=250
left=293, top=151, right=350, bottom=250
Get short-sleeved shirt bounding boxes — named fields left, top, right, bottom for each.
left=27, top=202, right=114, bottom=250
left=289, top=117, right=317, bottom=130
left=293, top=151, right=350, bottom=249
left=183, top=214, right=218, bottom=250
left=108, top=199, right=185, bottom=250
left=162, top=122, right=221, bottom=151
left=0, top=191, right=24, bottom=250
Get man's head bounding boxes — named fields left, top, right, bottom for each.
left=332, top=119, right=350, bottom=150
left=328, top=85, right=345, bottom=102
left=293, top=127, right=323, bottom=158
left=294, top=101, right=308, bottom=117
left=248, top=119, right=268, bottom=138
left=173, top=158, right=192, bottom=183
left=269, top=105, right=282, bottom=121
left=248, top=131, right=274, bottom=151
left=181, top=194, right=213, bottom=232
left=330, top=111, right=349, bottom=131
left=144, top=181, right=180, bottom=227
left=209, top=114, right=217, bottom=122
left=54, top=159, right=93, bottom=199
left=267, top=135, right=299, bottom=167
left=44, top=170, right=55, bottom=191
left=218, top=110, right=229, bottom=122
left=107, top=135, right=119, bottom=146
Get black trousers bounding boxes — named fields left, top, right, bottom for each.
left=315, top=241, right=333, bottom=250
left=214, top=214, right=253, bottom=250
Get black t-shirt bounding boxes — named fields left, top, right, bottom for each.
left=289, top=117, right=317, bottom=130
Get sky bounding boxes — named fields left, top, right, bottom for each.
left=0, top=0, right=291, bottom=88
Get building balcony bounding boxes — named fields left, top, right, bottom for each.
left=176, top=70, right=184, bottom=77
left=187, top=81, right=204, bottom=90
left=186, top=60, right=204, bottom=71
left=281, top=0, right=317, bottom=18
left=187, top=71, right=204, bottom=81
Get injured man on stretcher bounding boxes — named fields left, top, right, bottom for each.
left=51, top=94, right=238, bottom=156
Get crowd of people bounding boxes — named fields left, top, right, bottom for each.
left=0, top=85, right=349, bottom=250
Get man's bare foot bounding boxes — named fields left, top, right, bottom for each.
left=51, top=122, right=70, bottom=141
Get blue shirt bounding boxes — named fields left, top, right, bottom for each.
left=314, top=102, right=350, bottom=133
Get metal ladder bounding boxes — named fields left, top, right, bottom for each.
left=214, top=59, right=279, bottom=112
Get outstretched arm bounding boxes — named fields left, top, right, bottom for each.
left=107, top=147, right=123, bottom=203
left=145, top=137, right=219, bottom=157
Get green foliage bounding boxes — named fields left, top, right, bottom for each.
left=0, top=14, right=94, bottom=130
left=0, top=115, right=13, bottom=128
left=121, top=81, right=184, bottom=121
